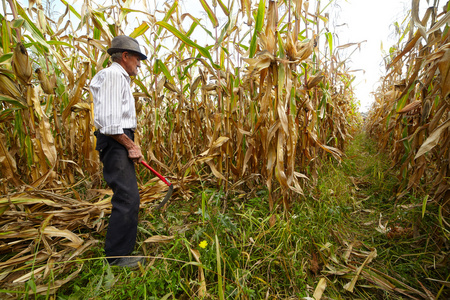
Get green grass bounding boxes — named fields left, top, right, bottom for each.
left=10, top=132, right=448, bottom=299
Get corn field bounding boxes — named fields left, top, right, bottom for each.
left=0, top=0, right=389, bottom=296
left=366, top=1, right=449, bottom=221
left=0, top=0, right=360, bottom=197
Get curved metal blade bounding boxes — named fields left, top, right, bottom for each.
left=156, top=183, right=173, bottom=210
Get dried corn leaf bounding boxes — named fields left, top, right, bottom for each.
left=438, top=48, right=450, bottom=98
left=0, top=133, right=18, bottom=181
left=12, top=266, right=46, bottom=283
left=206, top=160, right=227, bottom=181
left=190, top=248, right=207, bottom=297
left=343, top=249, right=377, bottom=292
left=415, top=118, right=450, bottom=159
left=313, top=277, right=327, bottom=300
left=0, top=196, right=55, bottom=206
left=31, top=264, right=82, bottom=295
left=388, top=32, right=421, bottom=69
left=38, top=116, right=58, bottom=167
left=143, top=235, right=174, bottom=243
left=244, top=50, right=274, bottom=73
left=62, top=62, right=89, bottom=120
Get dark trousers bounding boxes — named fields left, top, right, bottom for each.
left=95, top=129, right=140, bottom=262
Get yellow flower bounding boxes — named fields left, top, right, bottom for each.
left=199, top=240, right=208, bottom=248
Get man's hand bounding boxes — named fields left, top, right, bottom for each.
left=127, top=144, right=144, bottom=163
left=110, top=133, right=144, bottom=163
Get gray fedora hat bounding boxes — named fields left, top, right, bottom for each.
left=107, top=35, right=147, bottom=60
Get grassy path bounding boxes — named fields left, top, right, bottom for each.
left=313, top=132, right=449, bottom=299
left=54, top=132, right=448, bottom=299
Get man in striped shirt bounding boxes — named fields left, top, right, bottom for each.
left=90, top=35, right=147, bottom=268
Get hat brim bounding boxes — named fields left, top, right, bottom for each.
left=107, top=48, right=147, bottom=60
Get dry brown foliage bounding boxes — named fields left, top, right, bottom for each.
left=366, top=2, right=449, bottom=210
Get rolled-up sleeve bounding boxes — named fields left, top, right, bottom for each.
left=90, top=70, right=124, bottom=135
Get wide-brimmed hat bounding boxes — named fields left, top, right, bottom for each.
left=107, top=35, right=147, bottom=60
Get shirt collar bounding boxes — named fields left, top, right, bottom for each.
left=111, top=62, right=130, bottom=82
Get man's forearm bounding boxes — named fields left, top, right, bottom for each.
left=110, top=133, right=143, bottom=163
left=110, top=133, right=135, bottom=150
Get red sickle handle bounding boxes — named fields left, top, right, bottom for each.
left=140, top=161, right=171, bottom=186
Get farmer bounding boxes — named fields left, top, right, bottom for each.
left=90, top=35, right=147, bottom=268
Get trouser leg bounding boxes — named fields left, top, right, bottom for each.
left=97, top=131, right=140, bottom=262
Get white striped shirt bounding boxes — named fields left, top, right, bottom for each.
left=90, top=62, right=136, bottom=135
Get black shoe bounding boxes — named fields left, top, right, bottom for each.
left=109, top=256, right=146, bottom=268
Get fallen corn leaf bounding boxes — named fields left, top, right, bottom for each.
left=312, top=277, right=327, bottom=300
left=143, top=235, right=174, bottom=243
left=344, top=248, right=377, bottom=292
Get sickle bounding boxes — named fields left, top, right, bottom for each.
left=141, top=161, right=174, bottom=209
